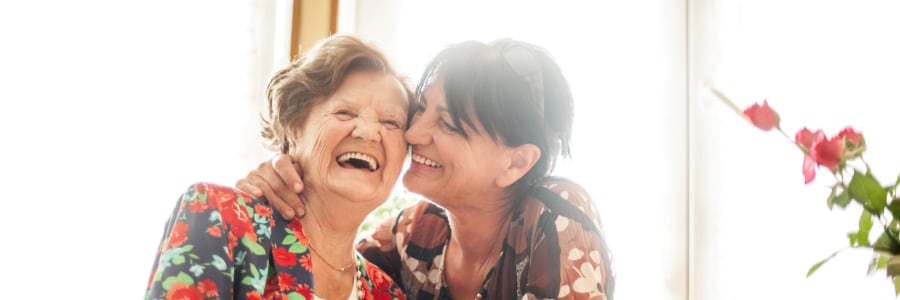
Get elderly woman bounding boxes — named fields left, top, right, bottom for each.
left=240, top=39, right=615, bottom=299
left=144, top=34, right=411, bottom=300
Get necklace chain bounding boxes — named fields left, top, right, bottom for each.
left=299, top=199, right=364, bottom=299
left=307, top=240, right=357, bottom=272
left=306, top=210, right=357, bottom=272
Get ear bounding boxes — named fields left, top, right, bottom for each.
left=495, top=144, right=541, bottom=188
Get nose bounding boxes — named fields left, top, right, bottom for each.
left=351, top=117, right=381, bottom=143
left=404, top=112, right=432, bottom=145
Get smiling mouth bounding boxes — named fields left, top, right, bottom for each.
left=337, top=152, right=379, bottom=171
left=411, top=153, right=442, bottom=168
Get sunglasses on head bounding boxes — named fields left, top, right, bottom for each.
left=501, top=45, right=545, bottom=118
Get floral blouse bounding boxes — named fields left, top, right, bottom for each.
left=357, top=177, right=614, bottom=300
left=145, top=182, right=405, bottom=300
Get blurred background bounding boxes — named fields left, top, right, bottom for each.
left=1, top=0, right=898, bottom=299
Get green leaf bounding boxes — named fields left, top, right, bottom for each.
left=172, top=255, right=186, bottom=265
left=162, top=272, right=195, bottom=290
left=868, top=254, right=890, bottom=275
left=894, top=276, right=900, bottom=296
left=833, top=191, right=851, bottom=209
left=888, top=174, right=900, bottom=193
left=288, top=291, right=307, bottom=300
left=250, top=263, right=259, bottom=277
left=827, top=185, right=838, bottom=210
left=873, top=232, right=900, bottom=254
left=848, top=232, right=859, bottom=247
left=857, top=210, right=873, bottom=246
left=282, top=234, right=297, bottom=245
left=849, top=170, right=888, bottom=215
left=808, top=255, right=836, bottom=277
left=889, top=200, right=900, bottom=221
left=288, top=242, right=308, bottom=254
left=241, top=236, right=266, bottom=255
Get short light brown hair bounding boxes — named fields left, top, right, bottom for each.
left=261, top=34, right=413, bottom=153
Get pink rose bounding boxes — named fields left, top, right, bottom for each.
left=802, top=156, right=817, bottom=184
left=743, top=100, right=780, bottom=131
left=795, top=127, right=825, bottom=150
left=810, top=136, right=844, bottom=172
left=836, top=126, right=863, bottom=147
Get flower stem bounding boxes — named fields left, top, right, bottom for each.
left=708, top=86, right=751, bottom=124
left=777, top=127, right=810, bottom=155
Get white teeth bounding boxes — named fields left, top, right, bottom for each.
left=337, top=152, right=378, bottom=171
left=411, top=153, right=442, bottom=168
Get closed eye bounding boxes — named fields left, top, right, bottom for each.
left=383, top=119, right=402, bottom=130
left=441, top=120, right=463, bottom=134
left=335, top=109, right=355, bottom=120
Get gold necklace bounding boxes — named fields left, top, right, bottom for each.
left=307, top=240, right=357, bottom=272
left=306, top=210, right=357, bottom=272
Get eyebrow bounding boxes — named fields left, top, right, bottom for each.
left=420, top=95, right=449, bottom=114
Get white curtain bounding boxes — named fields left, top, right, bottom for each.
left=0, top=1, right=283, bottom=298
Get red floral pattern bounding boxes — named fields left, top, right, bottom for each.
left=145, top=182, right=405, bottom=300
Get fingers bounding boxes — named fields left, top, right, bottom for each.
left=235, top=178, right=263, bottom=198
left=273, top=154, right=303, bottom=193
left=234, top=159, right=297, bottom=220
left=272, top=154, right=307, bottom=217
left=241, top=169, right=293, bottom=220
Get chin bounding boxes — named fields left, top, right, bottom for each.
left=402, top=175, right=434, bottom=200
left=401, top=174, right=420, bottom=193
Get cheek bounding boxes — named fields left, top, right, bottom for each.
left=385, top=130, right=409, bottom=156
left=293, top=133, right=337, bottom=174
left=385, top=131, right=408, bottom=163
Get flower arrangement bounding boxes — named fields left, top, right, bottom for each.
left=711, top=88, right=900, bottom=294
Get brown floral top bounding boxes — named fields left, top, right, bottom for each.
left=357, top=177, right=614, bottom=300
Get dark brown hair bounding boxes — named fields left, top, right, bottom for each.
left=261, top=34, right=413, bottom=153
left=416, top=39, right=574, bottom=194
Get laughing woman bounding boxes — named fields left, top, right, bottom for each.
left=144, top=34, right=411, bottom=300
left=239, top=39, right=615, bottom=300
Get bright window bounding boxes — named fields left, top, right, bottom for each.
left=691, top=1, right=900, bottom=299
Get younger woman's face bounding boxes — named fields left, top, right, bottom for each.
left=402, top=80, right=514, bottom=209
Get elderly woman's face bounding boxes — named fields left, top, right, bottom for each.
left=291, top=70, right=409, bottom=204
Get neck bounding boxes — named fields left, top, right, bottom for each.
left=298, top=192, right=371, bottom=260
left=442, top=196, right=513, bottom=300
left=446, top=196, right=513, bottom=259
left=300, top=189, right=375, bottom=235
